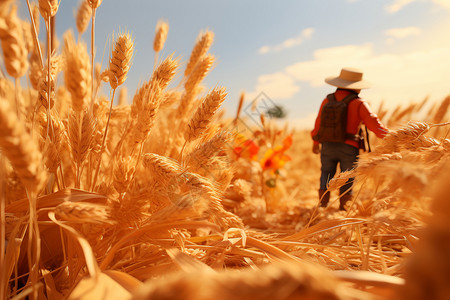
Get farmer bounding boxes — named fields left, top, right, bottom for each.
left=311, top=68, right=388, bottom=210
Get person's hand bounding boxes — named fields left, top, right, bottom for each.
left=312, top=143, right=320, bottom=154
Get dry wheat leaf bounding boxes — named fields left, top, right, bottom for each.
left=67, top=272, right=132, bottom=300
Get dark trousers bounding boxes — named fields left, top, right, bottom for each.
left=320, top=142, right=359, bottom=194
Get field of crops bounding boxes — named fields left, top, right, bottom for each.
left=1, top=1, right=450, bottom=299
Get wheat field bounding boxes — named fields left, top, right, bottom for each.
left=0, top=1, right=450, bottom=299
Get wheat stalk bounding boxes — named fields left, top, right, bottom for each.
left=92, top=33, right=134, bottom=190
left=118, top=86, right=127, bottom=106
left=25, top=0, right=43, bottom=69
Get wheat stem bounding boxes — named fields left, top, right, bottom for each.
left=46, top=16, right=52, bottom=139
left=0, top=157, right=5, bottom=300
left=92, top=88, right=116, bottom=191
left=26, top=0, right=43, bottom=68
left=91, top=7, right=96, bottom=108
left=14, top=78, right=20, bottom=118
left=26, top=190, right=40, bottom=300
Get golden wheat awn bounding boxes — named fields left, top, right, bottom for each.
left=1, top=2, right=450, bottom=300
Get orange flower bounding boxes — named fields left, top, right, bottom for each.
left=233, top=135, right=259, bottom=161
left=260, top=135, right=293, bottom=171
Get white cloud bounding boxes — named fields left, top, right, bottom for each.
left=249, top=40, right=450, bottom=113
left=258, top=28, right=315, bottom=54
left=432, top=0, right=450, bottom=9
left=385, top=0, right=450, bottom=13
left=385, top=0, right=416, bottom=13
left=246, top=72, right=300, bottom=101
left=385, top=26, right=422, bottom=39
left=288, top=42, right=450, bottom=108
left=285, top=43, right=374, bottom=87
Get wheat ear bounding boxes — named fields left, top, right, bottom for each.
left=0, top=5, right=29, bottom=79
left=131, top=80, right=162, bottom=146
left=113, top=155, right=135, bottom=194
left=184, top=30, right=214, bottom=77
left=63, top=30, right=91, bottom=113
left=38, top=0, right=59, bottom=19
left=185, top=130, right=231, bottom=169
left=153, top=20, right=169, bottom=67
left=143, top=153, right=182, bottom=186
left=68, top=110, right=96, bottom=188
left=0, top=5, right=29, bottom=117
left=185, top=87, right=226, bottom=143
left=104, top=33, right=134, bottom=90
left=177, top=54, right=215, bottom=118
left=184, top=54, right=214, bottom=93
left=0, top=100, right=45, bottom=193
left=151, top=54, right=179, bottom=91
left=76, top=0, right=92, bottom=35
left=55, top=202, right=111, bottom=224
left=29, top=51, right=42, bottom=90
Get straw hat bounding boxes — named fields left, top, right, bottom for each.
left=325, top=67, right=371, bottom=89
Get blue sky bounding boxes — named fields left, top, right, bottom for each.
left=17, top=0, right=450, bottom=128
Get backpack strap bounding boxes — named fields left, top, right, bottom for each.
left=341, top=93, right=359, bottom=143
left=326, top=92, right=358, bottom=103
left=326, top=93, right=336, bottom=102
left=341, top=93, right=358, bottom=104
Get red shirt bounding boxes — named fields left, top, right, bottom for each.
left=311, top=89, right=388, bottom=148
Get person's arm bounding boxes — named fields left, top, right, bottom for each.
left=359, top=102, right=389, bottom=138
left=311, top=98, right=328, bottom=142
left=311, top=98, right=328, bottom=153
